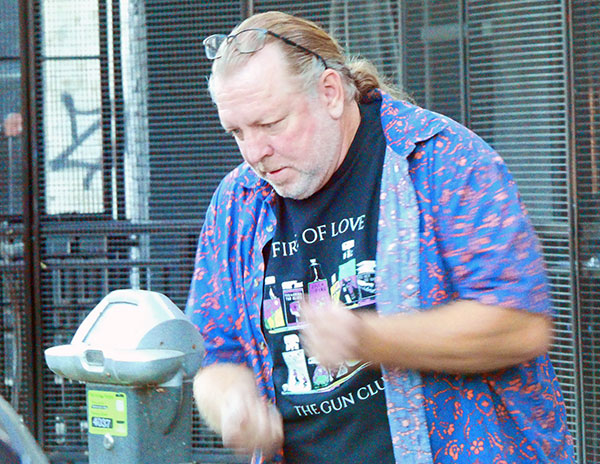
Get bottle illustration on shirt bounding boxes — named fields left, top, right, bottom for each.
left=282, top=280, right=304, bottom=327
left=338, top=240, right=360, bottom=305
left=263, top=275, right=285, bottom=331
left=307, top=258, right=330, bottom=307
left=281, top=333, right=312, bottom=394
left=356, top=260, right=376, bottom=304
left=311, top=363, right=333, bottom=389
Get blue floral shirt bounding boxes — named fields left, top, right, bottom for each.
left=186, top=90, right=574, bottom=463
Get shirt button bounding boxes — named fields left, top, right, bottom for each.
left=266, top=225, right=274, bottom=233
left=254, top=278, right=261, bottom=288
left=259, top=342, right=267, bottom=350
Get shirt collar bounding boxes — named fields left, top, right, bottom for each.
left=369, top=89, right=450, bottom=159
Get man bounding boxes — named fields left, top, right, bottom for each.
left=186, top=11, right=574, bottom=464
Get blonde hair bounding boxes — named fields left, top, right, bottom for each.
left=208, top=11, right=407, bottom=102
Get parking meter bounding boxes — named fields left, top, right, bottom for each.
left=44, top=290, right=204, bottom=464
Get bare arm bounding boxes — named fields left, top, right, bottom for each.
left=300, top=299, right=552, bottom=374
left=193, top=363, right=283, bottom=459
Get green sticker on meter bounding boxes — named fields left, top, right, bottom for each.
left=87, top=390, right=128, bottom=437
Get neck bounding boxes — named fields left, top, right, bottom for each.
left=337, top=100, right=362, bottom=167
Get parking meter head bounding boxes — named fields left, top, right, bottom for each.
left=44, top=289, right=204, bottom=386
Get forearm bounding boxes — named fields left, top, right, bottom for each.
left=357, top=300, right=552, bottom=374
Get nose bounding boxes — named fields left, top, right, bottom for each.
left=239, top=130, right=273, bottom=165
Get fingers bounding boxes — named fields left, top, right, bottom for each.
left=220, top=394, right=247, bottom=449
left=299, top=300, right=364, bottom=369
left=258, top=402, right=284, bottom=460
left=220, top=393, right=283, bottom=459
left=193, top=364, right=283, bottom=459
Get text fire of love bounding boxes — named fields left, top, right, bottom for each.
left=272, top=214, right=366, bottom=258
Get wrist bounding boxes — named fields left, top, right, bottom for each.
left=353, top=311, right=376, bottom=362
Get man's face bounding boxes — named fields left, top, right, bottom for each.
left=212, top=44, right=346, bottom=200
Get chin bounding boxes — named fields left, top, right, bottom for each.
left=270, top=175, right=322, bottom=200
left=273, top=184, right=313, bottom=200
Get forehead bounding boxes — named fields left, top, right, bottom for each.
left=212, top=44, right=302, bottom=112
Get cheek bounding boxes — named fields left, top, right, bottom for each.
left=273, top=133, right=297, bottom=152
left=269, top=129, right=303, bottom=158
left=278, top=119, right=318, bottom=153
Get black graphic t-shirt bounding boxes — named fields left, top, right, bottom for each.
left=262, top=100, right=395, bottom=463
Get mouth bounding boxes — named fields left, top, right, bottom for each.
left=264, top=167, right=286, bottom=180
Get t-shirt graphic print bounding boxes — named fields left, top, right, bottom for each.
left=262, top=100, right=395, bottom=464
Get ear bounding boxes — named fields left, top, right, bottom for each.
left=318, top=69, right=346, bottom=119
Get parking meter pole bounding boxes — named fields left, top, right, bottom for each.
left=86, top=381, right=193, bottom=464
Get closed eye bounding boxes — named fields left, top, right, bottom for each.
left=226, top=128, right=243, bottom=140
left=261, top=118, right=284, bottom=131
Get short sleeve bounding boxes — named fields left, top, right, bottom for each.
left=185, top=180, right=246, bottom=367
left=428, top=126, right=551, bottom=315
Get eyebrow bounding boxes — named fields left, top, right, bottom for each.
left=222, top=113, right=282, bottom=131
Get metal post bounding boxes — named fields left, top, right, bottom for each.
left=19, top=0, right=45, bottom=442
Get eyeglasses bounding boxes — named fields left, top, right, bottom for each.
left=203, top=28, right=328, bottom=69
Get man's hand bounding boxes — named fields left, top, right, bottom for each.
left=299, top=299, right=364, bottom=369
left=220, top=388, right=283, bottom=460
left=193, top=363, right=283, bottom=460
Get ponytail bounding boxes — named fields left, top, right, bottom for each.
left=347, top=57, right=412, bottom=103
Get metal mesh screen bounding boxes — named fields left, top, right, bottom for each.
left=572, top=1, right=600, bottom=462
left=35, top=0, right=244, bottom=461
left=37, top=1, right=113, bottom=457
left=253, top=0, right=402, bottom=90
left=465, top=0, right=579, bottom=453
left=0, top=226, right=29, bottom=417
left=404, top=0, right=580, bottom=459
left=403, top=0, right=464, bottom=123
left=0, top=0, right=33, bottom=434
left=143, top=1, right=243, bottom=457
